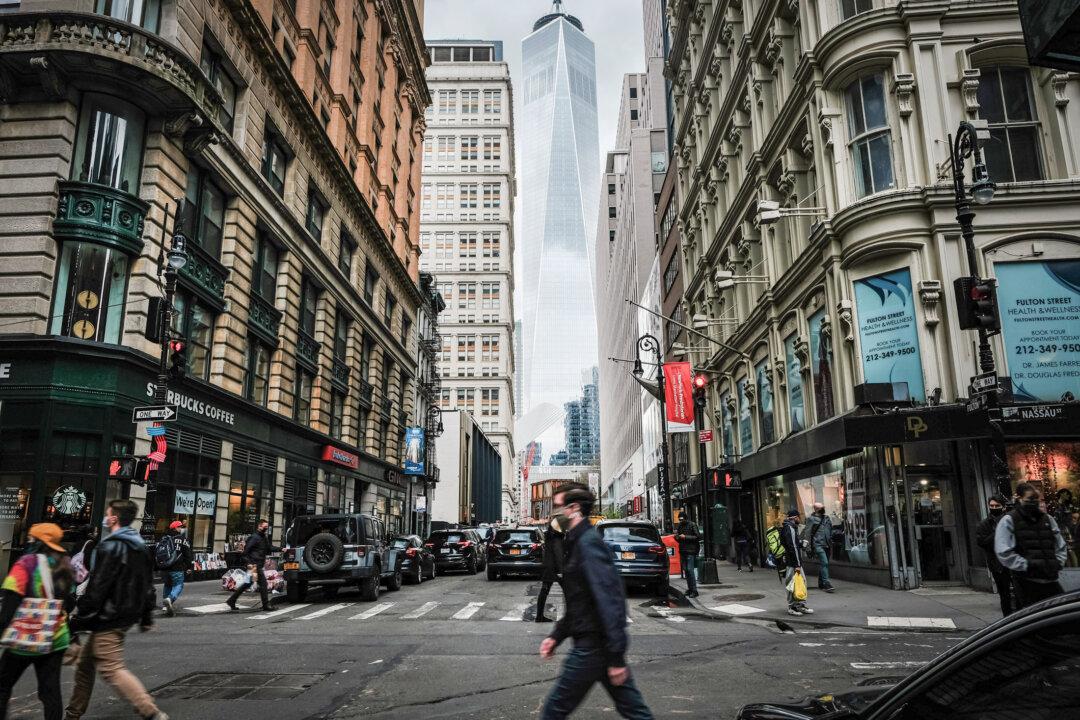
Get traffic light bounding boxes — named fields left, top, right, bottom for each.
left=954, top=277, right=1001, bottom=334
left=693, top=373, right=709, bottom=408
left=144, top=297, right=164, bottom=343
left=167, top=340, right=187, bottom=381
left=722, top=467, right=742, bottom=490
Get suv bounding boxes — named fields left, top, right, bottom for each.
left=596, top=520, right=668, bottom=596
left=282, top=514, right=403, bottom=602
left=487, top=527, right=544, bottom=580
left=425, top=529, right=487, bottom=574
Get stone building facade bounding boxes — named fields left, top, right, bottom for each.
left=667, top=0, right=1080, bottom=588
left=0, top=0, right=430, bottom=563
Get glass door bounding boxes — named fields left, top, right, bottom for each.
left=907, top=472, right=964, bottom=583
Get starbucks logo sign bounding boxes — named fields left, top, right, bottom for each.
left=52, top=486, right=87, bottom=516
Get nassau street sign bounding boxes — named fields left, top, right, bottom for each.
left=132, top=405, right=179, bottom=423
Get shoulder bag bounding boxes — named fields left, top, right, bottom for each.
left=0, top=555, right=65, bottom=654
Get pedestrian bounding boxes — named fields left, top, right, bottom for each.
left=157, top=521, right=194, bottom=617
left=780, top=509, right=813, bottom=617
left=65, top=499, right=168, bottom=720
left=803, top=503, right=835, bottom=593
left=732, top=520, right=753, bottom=572
left=536, top=518, right=564, bottom=623
left=539, top=483, right=653, bottom=720
left=0, top=524, right=76, bottom=720
left=226, top=519, right=273, bottom=612
left=995, top=483, right=1067, bottom=610
left=674, top=515, right=700, bottom=598
left=975, top=495, right=1014, bottom=616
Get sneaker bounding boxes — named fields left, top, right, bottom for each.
left=164, top=598, right=175, bottom=617
left=822, top=586, right=836, bottom=594
left=535, top=615, right=553, bottom=623
left=797, top=604, right=814, bottom=614
left=787, top=607, right=804, bottom=616
left=226, top=600, right=237, bottom=612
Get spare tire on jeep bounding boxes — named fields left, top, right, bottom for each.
left=303, top=532, right=345, bottom=573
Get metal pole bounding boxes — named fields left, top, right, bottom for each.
left=638, top=334, right=672, bottom=534
left=695, top=401, right=709, bottom=559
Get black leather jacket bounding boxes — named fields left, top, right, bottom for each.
left=550, top=521, right=629, bottom=667
left=71, top=530, right=156, bottom=632
left=541, top=526, right=564, bottom=583
left=242, top=530, right=271, bottom=567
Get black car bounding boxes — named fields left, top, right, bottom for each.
left=390, top=534, right=436, bottom=584
left=596, top=520, right=668, bottom=596
left=281, top=514, right=403, bottom=602
left=425, top=529, right=486, bottom=573
left=737, top=591, right=1080, bottom=719
left=487, top=527, right=544, bottom=580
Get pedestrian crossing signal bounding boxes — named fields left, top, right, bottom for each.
left=708, top=465, right=742, bottom=490
left=107, top=456, right=137, bottom=480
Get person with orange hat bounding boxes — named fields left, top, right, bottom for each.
left=0, top=523, right=76, bottom=720
left=155, top=521, right=193, bottom=617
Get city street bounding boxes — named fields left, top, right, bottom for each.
left=5, top=571, right=985, bottom=719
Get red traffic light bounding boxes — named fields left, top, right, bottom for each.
left=168, top=340, right=185, bottom=352
left=693, top=373, right=709, bottom=390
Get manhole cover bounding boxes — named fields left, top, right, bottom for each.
left=713, top=593, right=765, bottom=602
left=153, top=672, right=330, bottom=700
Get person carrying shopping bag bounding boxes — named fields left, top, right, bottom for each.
left=0, top=523, right=76, bottom=720
left=779, top=509, right=813, bottom=617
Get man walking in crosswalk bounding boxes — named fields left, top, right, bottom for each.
left=539, top=483, right=654, bottom=719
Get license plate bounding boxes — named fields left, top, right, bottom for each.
left=509, top=548, right=521, bottom=555
left=283, top=562, right=299, bottom=571
left=440, top=548, right=450, bottom=554
left=621, top=551, right=636, bottom=560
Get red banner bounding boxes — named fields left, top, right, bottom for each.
left=321, top=445, right=359, bottom=469
left=664, top=362, right=695, bottom=430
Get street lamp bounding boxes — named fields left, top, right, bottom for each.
left=635, top=334, right=673, bottom=534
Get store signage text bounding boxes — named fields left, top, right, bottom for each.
left=698, top=429, right=714, bottom=443
left=1001, top=404, right=1065, bottom=422
left=0, top=363, right=10, bottom=380
left=321, top=445, right=359, bottom=469
left=145, top=384, right=236, bottom=426
left=173, top=489, right=215, bottom=516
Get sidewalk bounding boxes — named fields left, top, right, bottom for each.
left=669, top=562, right=1004, bottom=632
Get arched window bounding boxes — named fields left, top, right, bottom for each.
left=845, top=73, right=895, bottom=198
left=977, top=66, right=1044, bottom=182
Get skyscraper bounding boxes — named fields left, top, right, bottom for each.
left=519, top=1, right=601, bottom=460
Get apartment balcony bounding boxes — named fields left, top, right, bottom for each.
left=296, top=329, right=320, bottom=372
left=358, top=379, right=375, bottom=408
left=54, top=181, right=148, bottom=257
left=331, top=357, right=351, bottom=392
left=247, top=292, right=282, bottom=346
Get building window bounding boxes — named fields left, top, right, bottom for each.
left=49, top=241, right=129, bottom=344
left=299, top=278, right=319, bottom=338
left=384, top=293, right=396, bottom=327
left=284, top=461, right=317, bottom=537
left=261, top=124, right=289, bottom=196
left=482, top=231, right=500, bottom=258
left=845, top=73, right=894, bottom=198
left=482, top=136, right=501, bottom=160
left=319, top=20, right=334, bottom=77
left=333, top=310, right=350, bottom=361
left=171, top=290, right=214, bottom=381
left=629, top=87, right=637, bottom=99
left=401, top=316, right=412, bottom=344
left=481, top=334, right=500, bottom=361
left=338, top=228, right=356, bottom=276
left=482, top=89, right=502, bottom=116
left=306, top=189, right=327, bottom=239
left=245, top=338, right=272, bottom=406
left=437, top=89, right=457, bottom=114
left=71, top=93, right=146, bottom=192
left=95, top=0, right=160, bottom=32
left=253, top=233, right=279, bottom=301
left=630, top=108, right=638, bottom=120
left=329, top=390, right=345, bottom=440
left=663, top=254, right=679, bottom=293
left=481, top=388, right=499, bottom=416
left=608, top=183, right=616, bottom=195
left=199, top=39, right=237, bottom=130
left=461, top=136, right=479, bottom=160
left=482, top=183, right=501, bottom=208
left=360, top=334, right=373, bottom=382
left=457, top=335, right=476, bottom=361
left=364, top=265, right=378, bottom=305
left=978, top=67, right=1044, bottom=183
left=460, top=183, right=478, bottom=208
left=324, top=474, right=347, bottom=513
left=608, top=206, right=617, bottom=218
left=227, top=451, right=276, bottom=549
left=839, top=0, right=873, bottom=20
left=461, top=90, right=480, bottom=114
left=294, top=369, right=314, bottom=424
left=184, top=168, right=226, bottom=259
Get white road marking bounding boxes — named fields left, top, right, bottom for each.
left=708, top=603, right=765, bottom=616
left=650, top=605, right=686, bottom=623
left=867, top=616, right=956, bottom=630
left=350, top=602, right=395, bottom=620
left=850, top=661, right=929, bottom=670
left=500, top=603, right=531, bottom=621
left=251, top=604, right=312, bottom=620
left=452, top=602, right=485, bottom=620
left=401, top=602, right=440, bottom=619
left=187, top=603, right=237, bottom=614
left=799, top=642, right=824, bottom=647
left=298, top=603, right=354, bottom=620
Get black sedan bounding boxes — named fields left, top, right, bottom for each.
left=737, top=590, right=1080, bottom=719
left=487, top=527, right=544, bottom=580
left=596, top=520, right=669, bottom=597
left=390, top=535, right=435, bottom=584
left=425, top=529, right=486, bottom=573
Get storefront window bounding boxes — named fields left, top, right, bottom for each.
left=0, top=430, right=37, bottom=565
left=1009, top=442, right=1080, bottom=568
left=72, top=93, right=146, bottom=192
left=49, top=241, right=129, bottom=344
left=283, top=461, right=317, bottom=544
left=227, top=450, right=277, bottom=551
left=324, top=474, right=347, bottom=513
left=153, top=429, right=220, bottom=551
left=42, top=433, right=99, bottom=537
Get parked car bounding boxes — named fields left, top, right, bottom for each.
left=390, top=534, right=436, bottom=584
left=736, top=591, right=1080, bottom=719
left=487, top=527, right=545, bottom=580
left=281, top=514, right=403, bottom=602
left=425, top=529, right=487, bottom=573
left=596, top=520, right=668, bottom=596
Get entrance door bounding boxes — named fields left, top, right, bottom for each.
left=906, top=472, right=965, bottom=584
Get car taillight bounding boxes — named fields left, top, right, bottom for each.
left=406, top=548, right=417, bottom=557
left=646, top=545, right=665, bottom=555
left=354, top=547, right=366, bottom=556
left=458, top=541, right=473, bottom=548
left=424, top=543, right=434, bottom=548
left=283, top=548, right=295, bottom=561
left=529, top=543, right=541, bottom=550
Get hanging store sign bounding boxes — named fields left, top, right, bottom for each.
left=321, top=445, right=359, bottom=469
left=698, top=429, right=714, bottom=443
left=173, top=489, right=216, bottom=516
left=854, top=268, right=926, bottom=401
left=663, top=362, right=695, bottom=433
left=996, top=259, right=1080, bottom=402
left=403, top=427, right=425, bottom=476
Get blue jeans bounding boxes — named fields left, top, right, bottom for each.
left=683, top=555, right=697, bottom=595
left=541, top=646, right=654, bottom=720
left=163, top=570, right=185, bottom=602
left=815, top=547, right=831, bottom=588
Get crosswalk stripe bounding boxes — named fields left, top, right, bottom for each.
left=500, top=603, right=531, bottom=621
left=401, top=601, right=440, bottom=619
left=350, top=602, right=395, bottom=620
left=298, top=603, right=354, bottom=620
left=187, top=603, right=237, bottom=614
left=252, top=604, right=312, bottom=620
left=452, top=601, right=485, bottom=620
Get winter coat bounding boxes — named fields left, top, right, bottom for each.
left=541, top=526, right=564, bottom=583
left=162, top=529, right=195, bottom=572
left=242, top=530, right=271, bottom=567
left=675, top=519, right=701, bottom=556
left=975, top=513, right=1005, bottom=573
left=803, top=513, right=832, bottom=552
left=71, top=527, right=156, bottom=632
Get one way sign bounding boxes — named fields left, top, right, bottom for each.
left=132, top=405, right=179, bottom=423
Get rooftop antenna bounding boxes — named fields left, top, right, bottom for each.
left=552, top=0, right=563, bottom=11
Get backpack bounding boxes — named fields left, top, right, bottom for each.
left=765, top=525, right=786, bottom=569
left=154, top=534, right=180, bottom=569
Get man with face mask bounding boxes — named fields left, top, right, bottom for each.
left=159, top=521, right=194, bottom=617
left=539, top=483, right=653, bottom=719
left=975, top=495, right=1014, bottom=616
left=535, top=517, right=565, bottom=622
left=995, top=483, right=1067, bottom=609
left=226, top=519, right=273, bottom=612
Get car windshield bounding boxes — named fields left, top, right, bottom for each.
left=600, top=525, right=661, bottom=544
left=288, top=517, right=358, bottom=546
left=390, top=538, right=411, bottom=549
left=495, top=530, right=538, bottom=543
left=431, top=533, right=465, bottom=543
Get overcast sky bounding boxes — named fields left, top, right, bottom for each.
left=422, top=0, right=646, bottom=161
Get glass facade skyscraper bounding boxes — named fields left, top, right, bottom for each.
left=520, top=5, right=600, bottom=460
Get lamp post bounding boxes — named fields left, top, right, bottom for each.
left=634, top=334, right=673, bottom=534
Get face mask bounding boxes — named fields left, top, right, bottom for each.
left=1022, top=498, right=1041, bottom=513
left=552, top=508, right=574, bottom=532
left=101, top=517, right=113, bottom=532
left=549, top=517, right=562, bottom=533
left=989, top=507, right=1003, bottom=517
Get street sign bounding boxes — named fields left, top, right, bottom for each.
left=1001, top=404, right=1065, bottom=422
left=132, top=404, right=179, bottom=422
left=698, top=429, right=714, bottom=443
left=966, top=393, right=988, bottom=413
left=972, top=372, right=998, bottom=393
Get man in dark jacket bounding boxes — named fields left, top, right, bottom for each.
left=536, top=520, right=564, bottom=622
left=996, top=483, right=1067, bottom=609
left=539, top=484, right=653, bottom=719
left=675, top=516, right=700, bottom=598
left=780, top=509, right=813, bottom=617
left=975, top=495, right=1014, bottom=616
left=160, top=520, right=194, bottom=617
left=65, top=499, right=167, bottom=720
left=227, top=519, right=272, bottom=612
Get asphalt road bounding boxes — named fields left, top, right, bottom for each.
left=6, top=571, right=970, bottom=719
